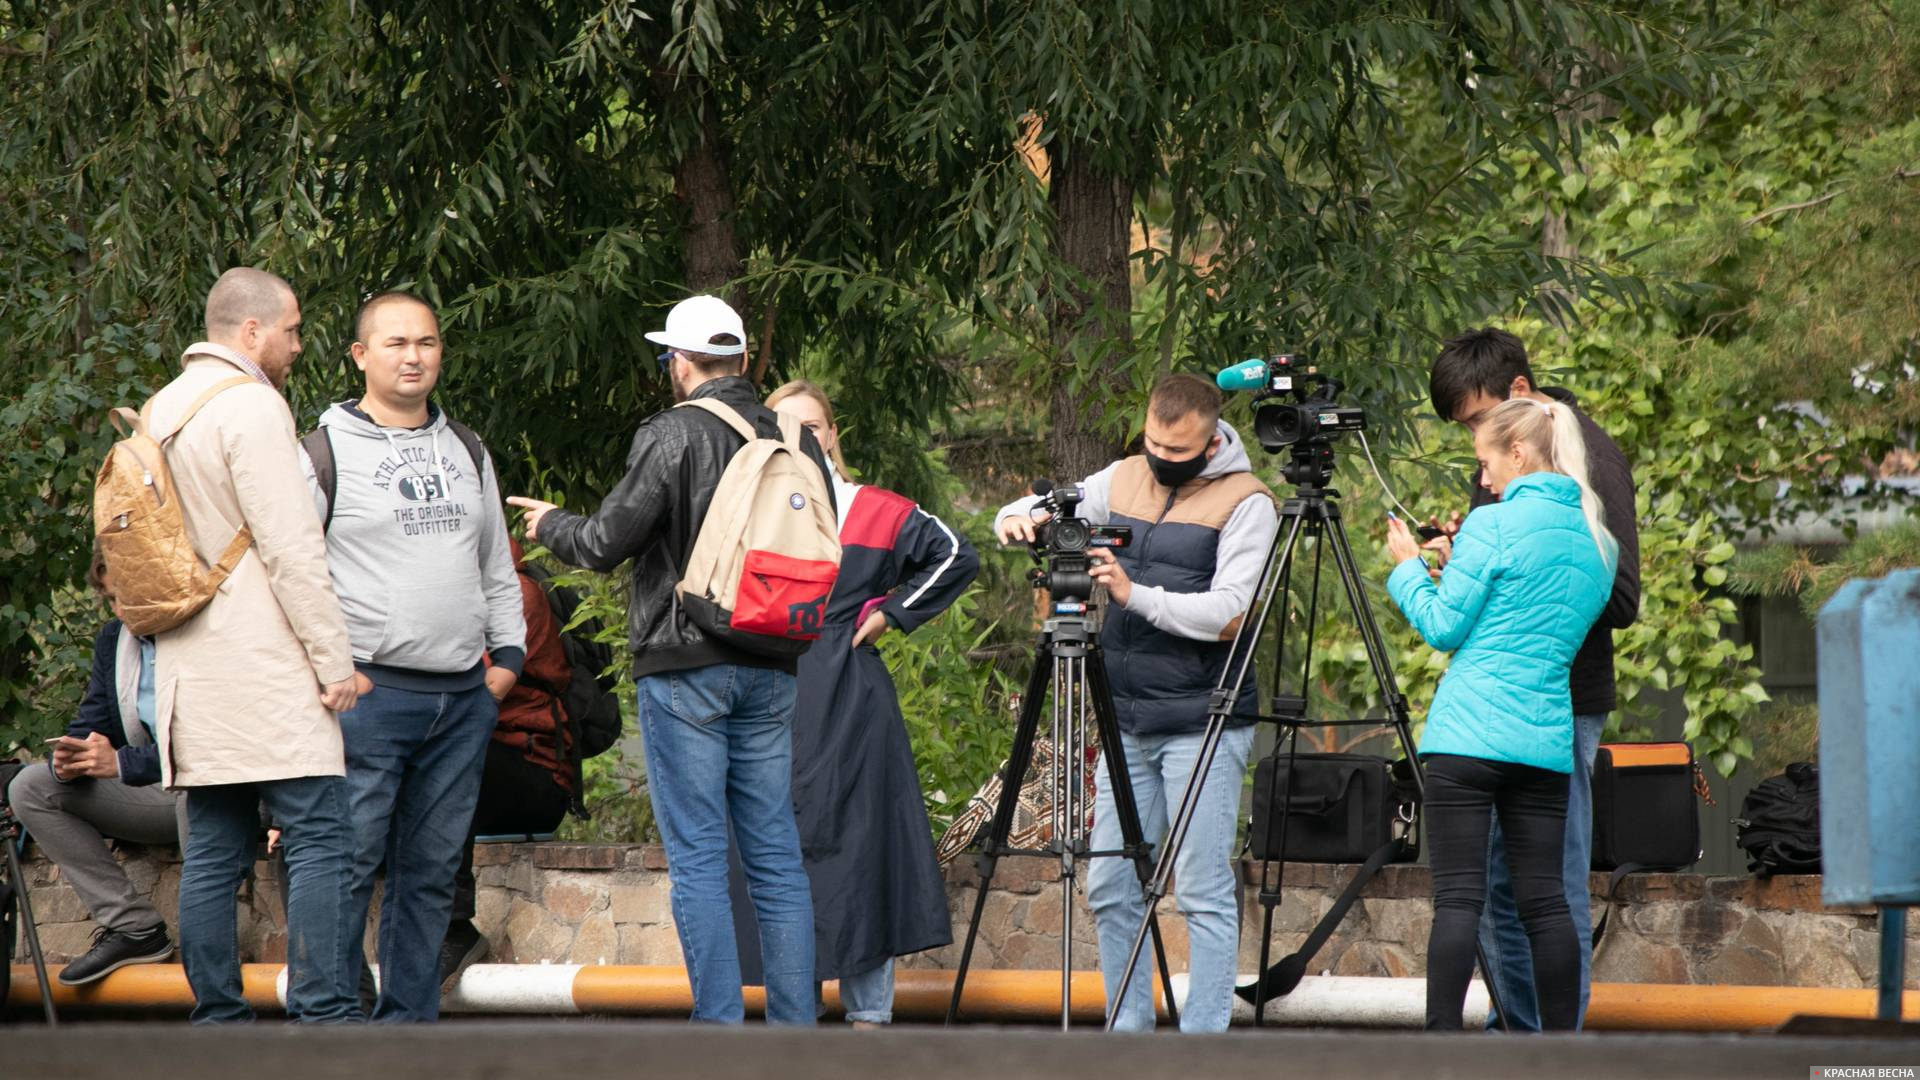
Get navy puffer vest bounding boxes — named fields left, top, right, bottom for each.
left=1102, top=456, right=1271, bottom=736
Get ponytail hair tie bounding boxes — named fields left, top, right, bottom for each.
left=1538, top=401, right=1554, bottom=418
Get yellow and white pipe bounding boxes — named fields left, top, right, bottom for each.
left=11, top=963, right=1918, bottom=1030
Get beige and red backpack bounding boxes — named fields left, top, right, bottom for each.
left=673, top=399, right=840, bottom=659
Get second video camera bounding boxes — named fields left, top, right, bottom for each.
left=1028, top=481, right=1131, bottom=604
left=1216, top=354, right=1366, bottom=487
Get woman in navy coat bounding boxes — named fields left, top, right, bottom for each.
left=730, top=380, right=978, bottom=1025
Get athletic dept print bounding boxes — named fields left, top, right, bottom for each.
left=370, top=444, right=471, bottom=534
left=372, top=442, right=467, bottom=496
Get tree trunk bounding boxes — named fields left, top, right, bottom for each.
left=1044, top=137, right=1131, bottom=482
left=1536, top=48, right=1618, bottom=327
left=671, top=95, right=743, bottom=306
left=1539, top=199, right=1577, bottom=326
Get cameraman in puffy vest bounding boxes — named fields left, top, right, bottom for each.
left=994, top=373, right=1277, bottom=1033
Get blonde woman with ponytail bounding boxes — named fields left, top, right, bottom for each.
left=1384, top=395, right=1618, bottom=1033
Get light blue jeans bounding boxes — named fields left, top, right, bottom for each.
left=1087, top=725, right=1256, bottom=1032
left=838, top=960, right=894, bottom=1024
left=1478, top=712, right=1605, bottom=1031
left=638, top=664, right=815, bottom=1025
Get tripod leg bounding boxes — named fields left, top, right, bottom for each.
left=6, top=832, right=58, bottom=1025
left=1321, top=513, right=1512, bottom=1032
left=1081, top=650, right=1182, bottom=1030
left=1057, top=654, right=1077, bottom=1030
left=1254, top=882, right=1277, bottom=1026
left=947, top=633, right=1056, bottom=1025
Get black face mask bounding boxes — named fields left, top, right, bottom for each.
left=1146, top=447, right=1209, bottom=489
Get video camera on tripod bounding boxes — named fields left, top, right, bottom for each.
left=948, top=480, right=1175, bottom=1030
left=1024, top=481, right=1132, bottom=604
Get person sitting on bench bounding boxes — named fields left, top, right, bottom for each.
left=7, top=547, right=188, bottom=986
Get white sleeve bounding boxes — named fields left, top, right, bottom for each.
left=1124, top=493, right=1278, bottom=641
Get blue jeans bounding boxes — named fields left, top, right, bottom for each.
left=838, top=960, right=895, bottom=1024
left=1087, top=725, right=1256, bottom=1033
left=638, top=664, right=815, bottom=1025
left=339, top=682, right=496, bottom=1022
left=180, top=776, right=360, bottom=1024
left=1478, top=712, right=1604, bottom=1031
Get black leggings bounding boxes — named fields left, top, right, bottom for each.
left=1423, top=753, right=1577, bottom=1031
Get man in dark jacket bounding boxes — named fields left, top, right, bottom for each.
left=509, top=294, right=834, bottom=1026
left=7, top=554, right=186, bottom=986
left=1425, top=327, right=1642, bottom=1030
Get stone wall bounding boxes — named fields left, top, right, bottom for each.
left=14, top=842, right=1911, bottom=989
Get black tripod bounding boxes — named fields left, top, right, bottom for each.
left=3, top=797, right=60, bottom=1025
left=1106, top=480, right=1512, bottom=1031
left=946, top=585, right=1180, bottom=1030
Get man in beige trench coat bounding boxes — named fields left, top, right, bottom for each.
left=145, top=267, right=367, bottom=1023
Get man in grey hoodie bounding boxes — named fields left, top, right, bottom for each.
left=299, top=291, right=526, bottom=1022
left=994, top=373, right=1277, bottom=1033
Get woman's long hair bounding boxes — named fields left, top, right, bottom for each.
left=1481, top=397, right=1616, bottom=564
left=765, top=378, right=850, bottom=476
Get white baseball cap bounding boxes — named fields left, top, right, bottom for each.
left=643, top=295, right=747, bottom=356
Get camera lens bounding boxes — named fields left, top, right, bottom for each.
left=1254, top=403, right=1305, bottom=449
left=1051, top=519, right=1090, bottom=552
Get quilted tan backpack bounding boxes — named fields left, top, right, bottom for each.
left=92, top=377, right=256, bottom=635
left=673, top=398, right=840, bottom=660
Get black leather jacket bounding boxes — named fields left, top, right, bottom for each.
left=541, top=376, right=835, bottom=678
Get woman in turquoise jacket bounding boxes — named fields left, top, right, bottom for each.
left=1385, top=396, right=1617, bottom=1032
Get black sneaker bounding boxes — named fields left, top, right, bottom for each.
left=438, top=919, right=488, bottom=995
left=58, top=925, right=174, bottom=986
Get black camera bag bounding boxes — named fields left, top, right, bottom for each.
left=1588, top=742, right=1707, bottom=951
left=1250, top=752, right=1418, bottom=864
left=1590, top=742, right=1702, bottom=872
left=1237, top=751, right=1418, bottom=1006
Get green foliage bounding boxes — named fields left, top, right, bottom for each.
left=1749, top=699, right=1821, bottom=775
left=1247, top=0, right=1920, bottom=777
left=0, top=350, right=161, bottom=751
left=1728, top=520, right=1920, bottom=617
left=557, top=748, right=657, bottom=846
left=0, top=0, right=1906, bottom=796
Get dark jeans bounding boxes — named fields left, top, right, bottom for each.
left=452, top=741, right=571, bottom=922
left=1423, top=753, right=1577, bottom=1032
left=340, top=682, right=495, bottom=1022
left=180, top=776, right=360, bottom=1024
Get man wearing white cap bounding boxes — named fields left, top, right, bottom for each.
left=508, top=295, right=834, bottom=1025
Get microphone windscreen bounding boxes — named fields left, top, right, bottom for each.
left=1215, top=359, right=1269, bottom=391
